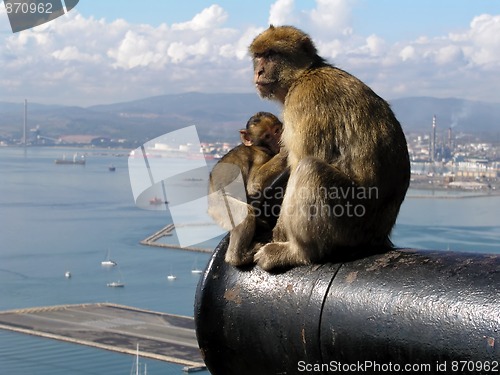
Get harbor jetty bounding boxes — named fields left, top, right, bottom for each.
left=0, top=303, right=205, bottom=372
left=140, top=223, right=212, bottom=253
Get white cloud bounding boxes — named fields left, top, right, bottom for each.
left=1, top=1, right=500, bottom=106
left=220, top=26, right=264, bottom=60
left=399, top=45, right=416, bottom=61
left=108, top=29, right=170, bottom=69
left=172, top=5, right=228, bottom=31
left=168, top=38, right=211, bottom=64
left=316, top=39, right=344, bottom=60
left=308, top=0, right=353, bottom=35
left=52, top=46, right=101, bottom=63
left=269, top=0, right=354, bottom=38
left=435, top=45, right=463, bottom=65
left=269, top=0, right=296, bottom=26
left=391, top=14, right=500, bottom=69
left=365, top=34, right=387, bottom=56
left=466, top=14, right=500, bottom=66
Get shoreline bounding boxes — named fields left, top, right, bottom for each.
left=407, top=192, right=500, bottom=199
left=3, top=146, right=498, bottom=200
left=407, top=186, right=500, bottom=199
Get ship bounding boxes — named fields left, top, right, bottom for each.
left=149, top=197, right=168, bottom=205
left=55, top=153, right=86, bottom=165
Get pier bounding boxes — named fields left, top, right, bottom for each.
left=0, top=303, right=205, bottom=372
left=140, top=223, right=213, bottom=253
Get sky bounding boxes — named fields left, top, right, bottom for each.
left=1, top=0, right=500, bottom=106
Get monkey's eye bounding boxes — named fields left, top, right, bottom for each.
left=264, top=49, right=278, bottom=58
left=257, top=50, right=279, bottom=59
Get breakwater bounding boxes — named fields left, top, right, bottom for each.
left=140, top=223, right=213, bottom=253
left=0, top=303, right=205, bottom=371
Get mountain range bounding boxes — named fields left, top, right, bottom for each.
left=0, top=93, right=498, bottom=143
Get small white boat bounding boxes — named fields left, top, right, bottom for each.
left=107, top=264, right=124, bottom=288
left=101, top=249, right=117, bottom=267
left=101, top=260, right=117, bottom=267
left=107, top=281, right=124, bottom=288
left=167, top=266, right=177, bottom=280
left=64, top=271, right=71, bottom=278
left=191, top=258, right=203, bottom=274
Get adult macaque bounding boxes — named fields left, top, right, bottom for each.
left=249, top=25, right=410, bottom=271
left=208, top=112, right=287, bottom=266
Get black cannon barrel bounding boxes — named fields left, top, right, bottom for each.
left=195, top=236, right=500, bottom=375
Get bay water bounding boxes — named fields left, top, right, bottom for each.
left=0, top=147, right=499, bottom=374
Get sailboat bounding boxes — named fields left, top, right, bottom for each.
left=101, top=249, right=117, bottom=267
left=167, top=266, right=177, bottom=280
left=107, top=281, right=124, bottom=288
left=191, top=258, right=203, bottom=274
left=106, top=270, right=125, bottom=288
left=130, top=343, right=148, bottom=375
left=107, top=266, right=125, bottom=287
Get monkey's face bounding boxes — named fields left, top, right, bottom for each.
left=251, top=117, right=283, bottom=155
left=241, top=113, right=283, bottom=155
left=252, top=51, right=288, bottom=102
left=249, top=25, right=319, bottom=103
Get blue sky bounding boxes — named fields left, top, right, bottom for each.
left=75, top=0, right=500, bottom=42
left=1, top=0, right=500, bottom=106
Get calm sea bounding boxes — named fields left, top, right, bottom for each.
left=0, top=147, right=499, bottom=374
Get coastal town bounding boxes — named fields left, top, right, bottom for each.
left=1, top=113, right=499, bottom=193
left=404, top=116, right=499, bottom=192
left=205, top=115, right=500, bottom=193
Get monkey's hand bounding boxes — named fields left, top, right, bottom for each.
left=248, top=149, right=289, bottom=196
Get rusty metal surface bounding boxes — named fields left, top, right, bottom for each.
left=322, top=250, right=500, bottom=364
left=195, top=235, right=342, bottom=374
left=195, top=236, right=500, bottom=374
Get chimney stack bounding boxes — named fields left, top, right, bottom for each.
left=23, top=99, right=27, bottom=146
left=431, top=115, right=436, bottom=162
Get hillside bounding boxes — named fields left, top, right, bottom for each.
left=0, top=93, right=498, bottom=143
left=0, top=93, right=280, bottom=143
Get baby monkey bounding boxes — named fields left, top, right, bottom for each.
left=208, top=112, right=286, bottom=266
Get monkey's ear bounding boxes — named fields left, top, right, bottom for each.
left=240, top=129, right=253, bottom=146
left=300, top=35, right=317, bottom=56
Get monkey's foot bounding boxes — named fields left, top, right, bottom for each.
left=254, top=242, right=309, bottom=271
left=225, top=246, right=255, bottom=267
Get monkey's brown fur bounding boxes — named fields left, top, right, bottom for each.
left=208, top=112, right=286, bottom=266
left=249, top=25, right=410, bottom=271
